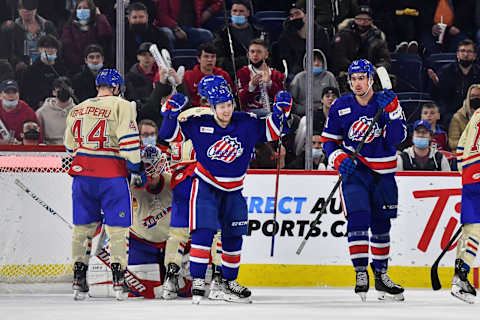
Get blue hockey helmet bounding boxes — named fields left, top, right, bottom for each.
left=95, top=69, right=124, bottom=90
left=198, top=75, right=233, bottom=108
left=348, top=59, right=374, bottom=77
left=198, top=75, right=228, bottom=98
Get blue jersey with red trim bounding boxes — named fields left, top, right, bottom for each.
left=160, top=111, right=283, bottom=191
left=321, top=93, right=407, bottom=174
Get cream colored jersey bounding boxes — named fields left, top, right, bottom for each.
left=64, top=95, right=140, bottom=177
left=130, top=173, right=173, bottom=243
left=457, top=109, right=480, bottom=184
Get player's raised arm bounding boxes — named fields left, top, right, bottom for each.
left=158, top=93, right=189, bottom=142
left=376, top=89, right=407, bottom=145
left=263, top=90, right=292, bottom=142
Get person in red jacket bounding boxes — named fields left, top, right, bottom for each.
left=237, top=38, right=285, bottom=115
left=183, top=43, right=233, bottom=107
left=155, top=0, right=218, bottom=49
left=0, top=80, right=43, bottom=144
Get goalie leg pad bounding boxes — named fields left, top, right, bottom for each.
left=87, top=255, right=115, bottom=298
left=165, top=227, right=189, bottom=267
left=456, top=223, right=480, bottom=267
left=127, top=264, right=163, bottom=298
left=105, top=225, right=129, bottom=268
left=72, top=222, right=98, bottom=264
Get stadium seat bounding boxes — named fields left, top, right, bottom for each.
left=172, top=50, right=198, bottom=70
left=254, top=11, right=289, bottom=20
left=397, top=92, right=434, bottom=124
left=256, top=17, right=286, bottom=42
left=425, top=53, right=456, bottom=72
left=204, top=15, right=226, bottom=33
left=390, top=53, right=424, bottom=92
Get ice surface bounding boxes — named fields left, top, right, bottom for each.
left=1, top=288, right=479, bottom=320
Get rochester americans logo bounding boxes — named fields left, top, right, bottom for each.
left=348, top=116, right=381, bottom=143
left=207, top=135, right=244, bottom=163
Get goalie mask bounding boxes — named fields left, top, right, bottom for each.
left=141, top=145, right=169, bottom=177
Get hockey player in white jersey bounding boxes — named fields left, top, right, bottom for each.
left=451, top=107, right=480, bottom=304
left=321, top=60, right=407, bottom=302
left=64, top=69, right=146, bottom=300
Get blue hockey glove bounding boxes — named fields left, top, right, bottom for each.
left=273, top=90, right=292, bottom=117
left=334, top=152, right=357, bottom=178
left=377, top=89, right=402, bottom=119
left=126, top=160, right=147, bottom=188
left=161, top=93, right=189, bottom=116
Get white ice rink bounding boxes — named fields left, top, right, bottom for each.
left=1, top=288, right=478, bottom=320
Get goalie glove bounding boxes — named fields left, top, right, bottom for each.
left=161, top=93, right=189, bottom=116
left=377, top=89, right=402, bottom=120
left=126, top=160, right=147, bottom=188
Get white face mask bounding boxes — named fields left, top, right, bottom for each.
left=312, top=148, right=323, bottom=159
left=141, top=135, right=157, bottom=147
left=2, top=99, right=18, bottom=109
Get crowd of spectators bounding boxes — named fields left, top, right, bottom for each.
left=2, top=0, right=480, bottom=173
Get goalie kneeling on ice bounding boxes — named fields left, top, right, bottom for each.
left=87, top=256, right=162, bottom=298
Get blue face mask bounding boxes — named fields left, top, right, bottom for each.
left=413, top=137, right=429, bottom=149
left=231, top=15, right=247, bottom=26
left=2, top=99, right=18, bottom=109
left=41, top=51, right=57, bottom=62
left=76, top=9, right=90, bottom=21
left=142, top=135, right=157, bottom=147
left=87, top=62, right=103, bottom=71
left=313, top=66, right=323, bottom=75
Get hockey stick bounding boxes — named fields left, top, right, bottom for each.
left=15, top=178, right=159, bottom=298
left=222, top=0, right=240, bottom=94
left=431, top=226, right=463, bottom=290
left=296, top=67, right=392, bottom=255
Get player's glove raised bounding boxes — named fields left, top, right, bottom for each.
left=377, top=89, right=402, bottom=120
left=333, top=152, right=357, bottom=178
left=126, top=160, right=147, bottom=188
left=161, top=93, right=189, bottom=116
left=273, top=90, right=292, bottom=117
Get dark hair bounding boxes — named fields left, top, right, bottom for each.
left=458, top=39, right=477, bottom=52
left=68, top=0, right=97, bottom=25
left=21, top=119, right=39, bottom=130
left=18, top=0, right=38, bottom=10
left=249, top=38, right=269, bottom=50
left=138, top=119, right=158, bottom=133
left=128, top=2, right=148, bottom=15
left=422, top=102, right=439, bottom=111
left=84, top=44, right=104, bottom=58
left=231, top=0, right=250, bottom=10
left=0, top=60, right=14, bottom=82
left=197, top=43, right=217, bottom=57
left=52, top=76, right=72, bottom=89
left=37, top=34, right=60, bottom=50
left=312, top=130, right=322, bottom=136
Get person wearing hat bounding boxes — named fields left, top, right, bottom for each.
left=330, top=5, right=390, bottom=76
left=289, top=49, right=338, bottom=116
left=0, top=0, right=58, bottom=71
left=72, top=44, right=107, bottom=102
left=397, top=120, right=450, bottom=171
left=125, top=42, right=159, bottom=107
left=449, top=83, right=480, bottom=151
left=0, top=79, right=43, bottom=143
left=276, top=1, right=330, bottom=77
left=61, top=0, right=113, bottom=74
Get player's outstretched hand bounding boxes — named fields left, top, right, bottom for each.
left=126, top=161, right=147, bottom=188
left=273, top=90, right=292, bottom=116
left=161, top=93, right=189, bottom=115
left=377, top=89, right=402, bottom=119
left=334, top=153, right=357, bottom=178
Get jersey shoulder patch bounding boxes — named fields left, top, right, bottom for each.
left=178, top=107, right=213, bottom=122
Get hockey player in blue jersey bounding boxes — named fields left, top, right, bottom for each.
left=159, top=75, right=292, bottom=303
left=321, top=59, right=407, bottom=302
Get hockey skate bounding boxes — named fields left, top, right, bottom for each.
left=72, top=262, right=89, bottom=300
left=208, top=270, right=224, bottom=300
left=221, top=279, right=252, bottom=303
left=451, top=259, right=477, bottom=304
left=192, top=278, right=206, bottom=304
left=354, top=270, right=369, bottom=302
left=370, top=263, right=404, bottom=301
left=111, top=263, right=130, bottom=301
left=162, top=263, right=180, bottom=300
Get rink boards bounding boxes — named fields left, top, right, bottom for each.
left=0, top=169, right=478, bottom=289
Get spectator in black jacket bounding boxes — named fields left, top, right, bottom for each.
left=20, top=34, right=67, bottom=110
left=275, top=1, right=330, bottom=78
left=125, top=2, right=172, bottom=70
left=72, top=44, right=106, bottom=102
left=214, top=0, right=267, bottom=81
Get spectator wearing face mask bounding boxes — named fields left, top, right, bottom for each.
left=287, top=132, right=329, bottom=170
left=289, top=49, right=338, bottom=116
left=36, top=76, right=75, bottom=145
left=20, top=119, right=43, bottom=145
left=448, top=83, right=480, bottom=151
left=61, top=0, right=113, bottom=74
left=72, top=44, right=107, bottom=102
left=0, top=79, right=43, bottom=143
left=397, top=120, right=450, bottom=171
left=20, top=34, right=67, bottom=110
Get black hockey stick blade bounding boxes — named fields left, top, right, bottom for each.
left=431, top=226, right=463, bottom=290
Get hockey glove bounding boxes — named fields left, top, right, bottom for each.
left=161, top=93, right=189, bottom=116
left=273, top=90, right=292, bottom=117
left=126, top=160, right=147, bottom=188
left=334, top=152, right=357, bottom=178
left=377, top=89, right=402, bottom=120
